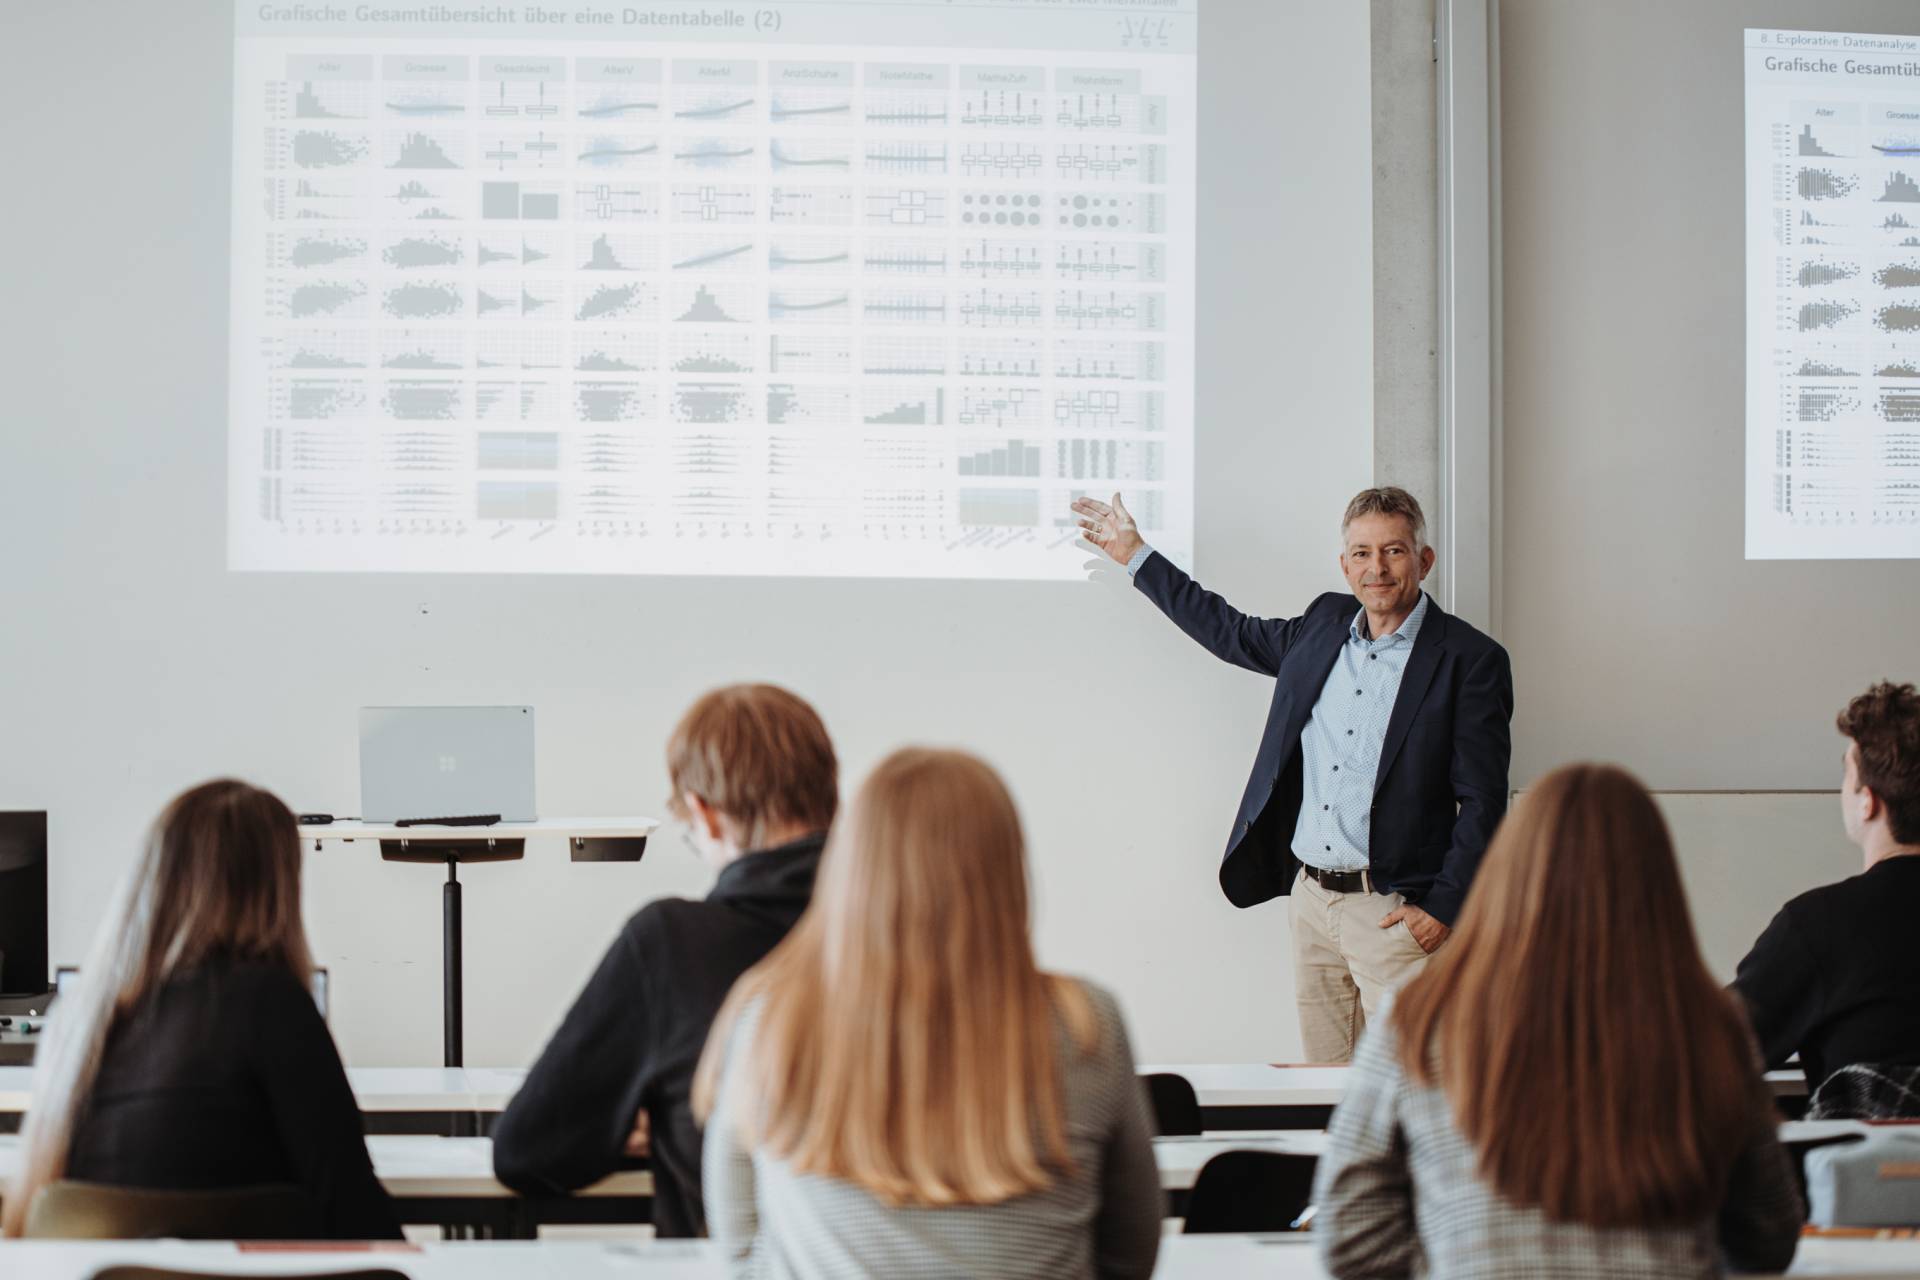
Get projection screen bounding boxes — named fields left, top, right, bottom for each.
left=230, top=0, right=1197, bottom=579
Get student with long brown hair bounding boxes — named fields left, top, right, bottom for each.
left=1314, top=764, right=1800, bottom=1278
left=1, top=780, right=398, bottom=1240
left=694, top=748, right=1161, bottom=1279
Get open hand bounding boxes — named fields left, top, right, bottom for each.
left=1071, top=493, right=1146, bottom=567
left=1379, top=903, right=1450, bottom=954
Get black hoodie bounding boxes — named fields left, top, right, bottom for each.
left=492, top=833, right=824, bottom=1236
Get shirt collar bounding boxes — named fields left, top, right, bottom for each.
left=1350, top=590, right=1431, bottom=647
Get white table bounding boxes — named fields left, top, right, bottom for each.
left=0, top=1234, right=1916, bottom=1279
left=0, top=1236, right=1324, bottom=1280
left=0, top=1069, right=490, bottom=1119
left=0, top=1131, right=1315, bottom=1204
left=0, top=1064, right=1817, bottom=1128
left=307, top=819, right=659, bottom=845
left=1146, top=1064, right=1811, bottom=1104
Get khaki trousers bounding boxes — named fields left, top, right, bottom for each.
left=1287, top=866, right=1437, bottom=1063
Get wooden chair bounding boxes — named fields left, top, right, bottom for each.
left=23, top=1180, right=318, bottom=1241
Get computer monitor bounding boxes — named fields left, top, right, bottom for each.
left=0, top=813, right=48, bottom=995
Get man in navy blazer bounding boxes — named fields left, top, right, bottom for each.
left=1074, top=486, right=1512, bottom=1061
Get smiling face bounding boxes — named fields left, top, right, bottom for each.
left=1340, top=512, right=1434, bottom=619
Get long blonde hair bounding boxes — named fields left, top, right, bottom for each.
left=1391, top=764, right=1758, bottom=1228
left=694, top=748, right=1095, bottom=1207
left=2, top=780, right=314, bottom=1237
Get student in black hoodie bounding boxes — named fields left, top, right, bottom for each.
left=1734, top=680, right=1920, bottom=1093
left=492, top=683, right=837, bottom=1237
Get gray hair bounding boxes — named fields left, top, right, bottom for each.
left=1342, top=487, right=1427, bottom=549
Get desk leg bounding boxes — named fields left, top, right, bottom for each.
left=443, top=857, right=462, bottom=1069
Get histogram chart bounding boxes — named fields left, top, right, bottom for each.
left=231, top=1, right=1195, bottom=577
left=1747, top=29, right=1920, bottom=557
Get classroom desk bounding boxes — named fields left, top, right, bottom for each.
left=0, top=1235, right=1916, bottom=1279
left=0, top=1132, right=1324, bottom=1219
left=0, top=1064, right=1818, bottom=1137
left=0, top=1027, right=38, bottom=1068
left=1137, top=1064, right=1812, bottom=1129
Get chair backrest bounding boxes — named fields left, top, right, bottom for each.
left=91, top=1271, right=409, bottom=1280
left=91, top=1270, right=409, bottom=1280
left=1141, top=1072, right=1203, bottom=1136
left=1809, top=1063, right=1920, bottom=1121
left=1182, top=1150, right=1318, bottom=1234
left=23, top=1180, right=319, bottom=1240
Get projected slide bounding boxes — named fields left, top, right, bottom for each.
left=228, top=2, right=1196, bottom=578
left=1746, top=28, right=1920, bottom=558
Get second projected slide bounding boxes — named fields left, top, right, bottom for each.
left=229, top=2, right=1196, bottom=578
left=1746, top=28, right=1920, bottom=558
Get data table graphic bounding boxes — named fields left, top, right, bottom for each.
left=230, top=5, right=1196, bottom=578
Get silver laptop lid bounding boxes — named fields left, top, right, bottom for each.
left=358, top=706, right=536, bottom=823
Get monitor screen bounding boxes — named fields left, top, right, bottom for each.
left=0, top=813, right=48, bottom=996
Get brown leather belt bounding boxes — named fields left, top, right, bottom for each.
left=1301, top=864, right=1376, bottom=895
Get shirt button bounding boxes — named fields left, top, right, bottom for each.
left=1355, top=689, right=1363, bottom=695
left=1369, top=654, right=1377, bottom=661
left=1325, top=845, right=1331, bottom=852
left=1323, top=804, right=1330, bottom=811
left=1332, top=766, right=1339, bottom=772
left=1347, top=730, right=1354, bottom=736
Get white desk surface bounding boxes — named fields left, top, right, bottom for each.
left=0, top=1063, right=1815, bottom=1116
left=0, top=1135, right=649, bottom=1202
left=302, top=818, right=657, bottom=841
left=0, top=1236, right=1915, bottom=1279
left=1141, top=1063, right=1811, bottom=1104
left=6, top=1124, right=1862, bottom=1200
left=0, top=1132, right=1314, bottom=1200
left=0, top=1068, right=496, bottom=1117
left=1135, top=1064, right=1351, bottom=1107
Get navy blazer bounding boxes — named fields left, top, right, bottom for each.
left=1135, top=552, right=1513, bottom=925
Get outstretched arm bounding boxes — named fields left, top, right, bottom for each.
left=1072, top=493, right=1304, bottom=677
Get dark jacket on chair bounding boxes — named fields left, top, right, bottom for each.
left=1133, top=553, right=1513, bottom=924
left=492, top=834, right=824, bottom=1238
left=65, top=961, right=401, bottom=1240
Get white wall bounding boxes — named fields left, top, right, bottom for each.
left=0, top=0, right=1375, bottom=1067
left=1659, top=791, right=1858, bottom=982
left=1497, top=0, right=1920, bottom=788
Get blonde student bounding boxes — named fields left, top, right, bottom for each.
left=695, top=748, right=1161, bottom=1280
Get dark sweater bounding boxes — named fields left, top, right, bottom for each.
left=1732, top=854, right=1920, bottom=1091
left=65, top=961, right=401, bottom=1240
left=492, top=834, right=823, bottom=1237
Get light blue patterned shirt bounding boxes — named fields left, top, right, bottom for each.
left=1292, top=592, right=1430, bottom=870
left=1125, top=547, right=1429, bottom=872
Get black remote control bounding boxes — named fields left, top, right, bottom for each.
left=394, top=814, right=503, bottom=828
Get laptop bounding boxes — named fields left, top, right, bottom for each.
left=359, top=706, right=537, bottom=824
